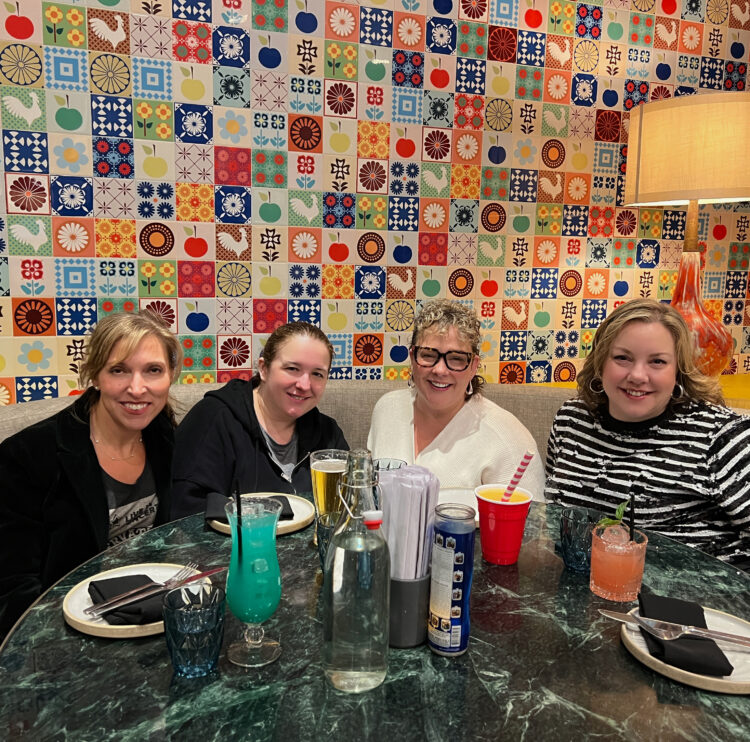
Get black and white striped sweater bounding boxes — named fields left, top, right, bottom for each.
left=544, top=398, right=750, bottom=569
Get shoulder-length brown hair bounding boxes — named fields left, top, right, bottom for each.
left=79, top=311, right=183, bottom=422
left=577, top=299, right=724, bottom=412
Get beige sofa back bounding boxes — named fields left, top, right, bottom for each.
left=3, top=382, right=747, bottom=466
left=0, top=381, right=576, bottom=464
left=319, top=381, right=575, bottom=459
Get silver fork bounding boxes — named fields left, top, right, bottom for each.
left=83, top=561, right=199, bottom=616
left=634, top=613, right=750, bottom=648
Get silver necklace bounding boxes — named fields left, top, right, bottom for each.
left=91, top=433, right=143, bottom=461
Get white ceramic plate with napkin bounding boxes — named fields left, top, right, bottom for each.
left=620, top=606, right=750, bottom=694
left=63, top=563, right=201, bottom=639
left=208, top=492, right=314, bottom=536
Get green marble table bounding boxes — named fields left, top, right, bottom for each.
left=2, top=503, right=749, bottom=741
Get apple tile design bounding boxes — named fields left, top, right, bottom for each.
left=0, top=0, right=749, bottom=398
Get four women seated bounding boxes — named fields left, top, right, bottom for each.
left=1, top=297, right=748, bottom=639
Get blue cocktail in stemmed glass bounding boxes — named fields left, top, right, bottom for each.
left=225, top=497, right=283, bottom=667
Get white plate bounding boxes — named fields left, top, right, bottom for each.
left=438, top=488, right=479, bottom=526
left=62, top=563, right=199, bottom=639
left=208, top=492, right=314, bottom=537
left=620, top=606, right=750, bottom=694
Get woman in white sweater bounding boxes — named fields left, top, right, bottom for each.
left=367, top=299, right=545, bottom=499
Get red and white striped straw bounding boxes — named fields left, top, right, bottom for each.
left=501, top=450, right=534, bottom=502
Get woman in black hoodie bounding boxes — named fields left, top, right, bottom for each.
left=171, top=322, right=348, bottom=518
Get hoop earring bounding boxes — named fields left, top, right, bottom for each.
left=465, top=380, right=474, bottom=396
left=672, top=383, right=685, bottom=400
left=589, top=377, right=605, bottom=394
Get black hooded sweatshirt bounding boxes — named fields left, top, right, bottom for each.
left=170, top=378, right=348, bottom=519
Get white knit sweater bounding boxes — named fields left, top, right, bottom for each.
left=366, top=388, right=545, bottom=500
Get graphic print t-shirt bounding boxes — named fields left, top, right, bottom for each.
left=103, top=461, right=157, bottom=546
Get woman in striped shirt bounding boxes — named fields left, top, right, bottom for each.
left=545, top=299, right=750, bottom=569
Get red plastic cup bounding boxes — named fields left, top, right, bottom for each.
left=475, top=485, right=532, bottom=565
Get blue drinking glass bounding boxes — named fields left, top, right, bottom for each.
left=163, top=584, right=225, bottom=678
left=559, top=507, right=600, bottom=574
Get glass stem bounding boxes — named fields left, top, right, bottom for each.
left=244, top=623, right=264, bottom=647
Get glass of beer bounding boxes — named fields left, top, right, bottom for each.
left=310, top=449, right=348, bottom=521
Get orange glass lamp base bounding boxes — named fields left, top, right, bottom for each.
left=670, top=250, right=733, bottom=377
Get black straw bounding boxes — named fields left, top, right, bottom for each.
left=629, top=492, right=635, bottom=542
left=233, top=479, right=242, bottom=562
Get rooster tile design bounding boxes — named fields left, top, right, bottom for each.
left=0, top=0, right=747, bottom=402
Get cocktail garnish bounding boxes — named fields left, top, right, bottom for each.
left=596, top=499, right=629, bottom=529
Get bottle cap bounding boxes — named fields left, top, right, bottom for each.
left=362, top=510, right=383, bottom=530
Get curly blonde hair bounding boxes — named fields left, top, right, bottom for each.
left=410, top=299, right=484, bottom=397
left=577, top=299, right=724, bottom=412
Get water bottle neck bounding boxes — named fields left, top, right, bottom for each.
left=340, top=481, right=377, bottom=518
left=339, top=448, right=378, bottom=520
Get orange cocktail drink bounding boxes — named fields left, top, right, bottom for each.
left=474, top=486, right=532, bottom=565
left=589, top=524, right=647, bottom=602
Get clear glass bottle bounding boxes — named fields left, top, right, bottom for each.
left=322, top=449, right=390, bottom=693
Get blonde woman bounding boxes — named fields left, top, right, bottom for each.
left=0, top=311, right=182, bottom=638
left=545, top=299, right=750, bottom=569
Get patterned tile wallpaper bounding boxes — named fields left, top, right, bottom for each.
left=0, top=0, right=748, bottom=404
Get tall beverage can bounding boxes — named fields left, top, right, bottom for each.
left=428, top=503, right=475, bottom=657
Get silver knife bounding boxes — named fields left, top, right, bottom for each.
left=599, top=609, right=750, bottom=648
left=88, top=567, right=226, bottom=619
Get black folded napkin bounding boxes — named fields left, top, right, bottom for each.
left=638, top=592, right=734, bottom=677
left=88, top=574, right=164, bottom=626
left=205, top=491, right=294, bottom=523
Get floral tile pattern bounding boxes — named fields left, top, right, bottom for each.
left=0, top=0, right=747, bottom=399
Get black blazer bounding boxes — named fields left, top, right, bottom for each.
left=0, top=391, right=174, bottom=639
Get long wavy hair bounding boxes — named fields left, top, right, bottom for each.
left=577, top=298, right=724, bottom=413
left=410, top=299, right=485, bottom=398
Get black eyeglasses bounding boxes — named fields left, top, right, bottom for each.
left=413, top=346, right=473, bottom=372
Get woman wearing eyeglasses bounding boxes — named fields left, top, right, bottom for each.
left=367, top=299, right=544, bottom=497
